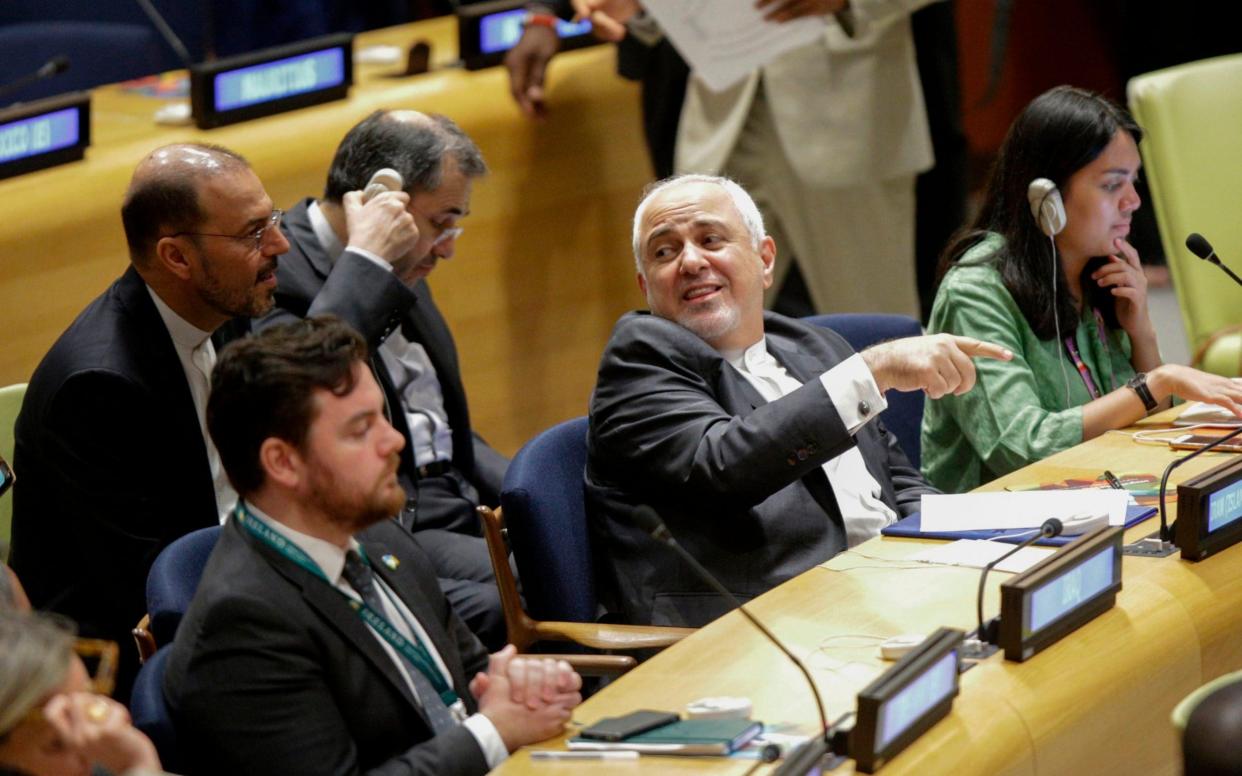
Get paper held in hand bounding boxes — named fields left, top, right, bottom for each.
left=918, top=490, right=1130, bottom=533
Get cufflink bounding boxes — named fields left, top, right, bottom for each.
left=381, top=554, right=400, bottom=570
left=858, top=400, right=872, bottom=417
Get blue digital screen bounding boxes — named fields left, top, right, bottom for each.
left=0, top=107, right=80, bottom=164
left=213, top=47, right=346, bottom=112
left=875, top=650, right=957, bottom=752
left=1027, top=546, right=1115, bottom=634
left=479, top=9, right=592, bottom=55
left=1208, top=478, right=1242, bottom=533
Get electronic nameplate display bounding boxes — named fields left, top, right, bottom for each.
left=998, top=526, right=1123, bottom=662
left=190, top=33, right=353, bottom=129
left=0, top=91, right=90, bottom=181
left=850, top=628, right=963, bottom=774
left=458, top=0, right=597, bottom=71
left=1175, top=457, right=1242, bottom=561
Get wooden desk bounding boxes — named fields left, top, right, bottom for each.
left=0, top=18, right=649, bottom=455
left=496, top=411, right=1242, bottom=775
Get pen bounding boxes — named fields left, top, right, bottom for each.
left=529, top=750, right=641, bottom=761
left=1102, top=470, right=1125, bottom=490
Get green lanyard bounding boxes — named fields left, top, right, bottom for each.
left=234, top=504, right=460, bottom=708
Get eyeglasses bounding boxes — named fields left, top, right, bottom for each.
left=409, top=205, right=463, bottom=248
left=168, top=209, right=284, bottom=252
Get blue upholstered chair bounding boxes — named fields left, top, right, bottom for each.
left=130, top=645, right=180, bottom=772
left=476, top=417, right=690, bottom=672
left=803, top=313, right=926, bottom=468
left=133, top=526, right=220, bottom=661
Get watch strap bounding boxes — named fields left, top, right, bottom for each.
left=1127, top=372, right=1158, bottom=412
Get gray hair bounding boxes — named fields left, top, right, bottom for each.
left=0, top=611, right=75, bottom=739
left=631, top=174, right=766, bottom=270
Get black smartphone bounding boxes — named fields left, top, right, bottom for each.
left=0, top=454, right=13, bottom=499
left=578, top=710, right=680, bottom=742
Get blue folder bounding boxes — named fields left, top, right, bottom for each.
left=880, top=504, right=1158, bottom=547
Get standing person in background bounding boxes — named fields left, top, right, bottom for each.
left=508, top=0, right=943, bottom=319
left=922, top=86, right=1242, bottom=494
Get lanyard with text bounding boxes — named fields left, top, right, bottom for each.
left=234, top=504, right=461, bottom=710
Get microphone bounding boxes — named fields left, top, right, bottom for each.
left=974, top=518, right=1063, bottom=645
left=630, top=506, right=833, bottom=774
left=0, top=56, right=71, bottom=104
left=133, top=0, right=194, bottom=68
left=1186, top=233, right=1242, bottom=288
left=1158, top=425, right=1242, bottom=543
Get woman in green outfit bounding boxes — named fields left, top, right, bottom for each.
left=922, top=86, right=1242, bottom=493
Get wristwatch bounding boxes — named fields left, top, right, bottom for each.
left=1126, top=372, right=1159, bottom=412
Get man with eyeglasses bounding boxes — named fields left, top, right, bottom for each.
left=258, top=110, right=509, bottom=648
left=8, top=142, right=288, bottom=701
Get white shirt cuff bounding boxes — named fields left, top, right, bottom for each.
left=818, top=353, right=887, bottom=434
left=345, top=246, right=391, bottom=271
left=463, top=713, right=509, bottom=770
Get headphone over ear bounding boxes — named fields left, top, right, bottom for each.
left=1027, top=178, right=1066, bottom=237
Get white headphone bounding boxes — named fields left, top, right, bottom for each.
left=1027, top=178, right=1066, bottom=237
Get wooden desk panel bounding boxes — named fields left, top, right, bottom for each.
left=0, top=19, right=649, bottom=455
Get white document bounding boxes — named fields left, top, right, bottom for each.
left=910, top=540, right=1055, bottom=574
left=641, top=0, right=829, bottom=92
left=919, top=490, right=1130, bottom=533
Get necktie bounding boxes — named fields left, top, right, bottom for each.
left=190, top=339, right=236, bottom=522
left=340, top=550, right=458, bottom=733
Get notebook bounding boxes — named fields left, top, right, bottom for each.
left=567, top=718, right=764, bottom=755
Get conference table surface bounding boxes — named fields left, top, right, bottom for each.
left=495, top=408, right=1241, bottom=775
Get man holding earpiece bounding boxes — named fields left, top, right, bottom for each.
left=259, top=110, right=508, bottom=648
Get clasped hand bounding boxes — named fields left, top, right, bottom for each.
left=472, top=645, right=583, bottom=751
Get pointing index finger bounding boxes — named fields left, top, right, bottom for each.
left=953, top=335, right=1013, bottom=361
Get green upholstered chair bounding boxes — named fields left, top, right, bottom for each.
left=1129, top=54, right=1242, bottom=377
left=1, top=383, right=27, bottom=562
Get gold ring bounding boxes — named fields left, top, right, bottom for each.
left=86, top=699, right=109, bottom=723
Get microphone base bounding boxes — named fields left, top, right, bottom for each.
left=1122, top=531, right=1178, bottom=557
left=960, top=637, right=999, bottom=661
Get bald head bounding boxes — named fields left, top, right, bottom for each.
left=323, top=109, right=487, bottom=203
left=121, top=143, right=250, bottom=265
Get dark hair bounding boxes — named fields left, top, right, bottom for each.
left=207, top=316, right=368, bottom=495
left=120, top=143, right=249, bottom=265
left=939, top=86, right=1143, bottom=340
left=323, top=111, right=487, bottom=202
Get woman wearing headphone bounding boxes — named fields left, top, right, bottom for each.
left=921, top=85, right=1242, bottom=493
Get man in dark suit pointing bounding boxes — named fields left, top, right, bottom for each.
left=586, top=174, right=1012, bottom=627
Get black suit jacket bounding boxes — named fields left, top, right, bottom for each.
left=165, top=516, right=491, bottom=776
left=260, top=200, right=507, bottom=507
left=586, top=312, right=936, bottom=627
left=9, top=267, right=220, bottom=697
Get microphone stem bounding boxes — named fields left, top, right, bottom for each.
left=657, top=531, right=830, bottom=740
left=975, top=528, right=1048, bottom=641
left=1159, top=425, right=1242, bottom=541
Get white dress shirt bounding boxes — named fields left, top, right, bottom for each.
left=721, top=340, right=896, bottom=546
left=245, top=504, right=507, bottom=768
left=147, top=288, right=238, bottom=523
left=307, top=202, right=454, bottom=467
